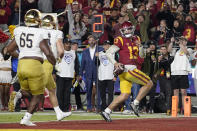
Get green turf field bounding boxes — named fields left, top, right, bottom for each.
left=1, top=110, right=197, bottom=123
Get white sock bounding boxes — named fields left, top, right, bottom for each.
left=54, top=106, right=62, bottom=115
left=105, top=108, right=112, bottom=114
left=134, top=99, right=140, bottom=105
left=23, top=112, right=32, bottom=120
left=17, top=91, right=22, bottom=98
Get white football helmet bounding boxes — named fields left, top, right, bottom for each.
left=120, top=21, right=135, bottom=38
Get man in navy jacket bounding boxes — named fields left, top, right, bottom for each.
left=79, top=35, right=103, bottom=112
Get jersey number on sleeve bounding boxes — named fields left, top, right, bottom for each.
left=20, top=33, right=34, bottom=48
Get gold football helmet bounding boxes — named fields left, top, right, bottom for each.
left=24, top=9, right=41, bottom=27
left=41, top=15, right=56, bottom=29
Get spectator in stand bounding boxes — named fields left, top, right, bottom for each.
left=158, top=45, right=174, bottom=115
left=128, top=6, right=150, bottom=44
left=77, top=0, right=88, bottom=8
left=58, top=15, right=66, bottom=31
left=153, top=19, right=171, bottom=45
left=189, top=0, right=197, bottom=14
left=171, top=19, right=184, bottom=38
left=98, top=17, right=114, bottom=45
left=173, top=4, right=186, bottom=18
left=81, top=14, right=91, bottom=44
left=156, top=3, right=174, bottom=29
left=66, top=3, right=87, bottom=46
left=112, top=0, right=122, bottom=9
left=53, top=0, right=66, bottom=13
left=120, top=3, right=129, bottom=20
left=79, top=35, right=103, bottom=112
left=82, top=0, right=98, bottom=14
left=147, top=0, right=160, bottom=32
left=108, top=8, right=119, bottom=28
left=0, top=0, right=11, bottom=30
left=71, top=1, right=82, bottom=14
left=112, top=15, right=126, bottom=39
left=179, top=0, right=190, bottom=14
left=38, top=0, right=53, bottom=13
left=8, top=0, right=19, bottom=25
left=21, top=0, right=38, bottom=23
left=183, top=14, right=197, bottom=46
left=102, top=0, right=111, bottom=20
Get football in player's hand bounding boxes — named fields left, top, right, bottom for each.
left=113, top=64, right=125, bottom=77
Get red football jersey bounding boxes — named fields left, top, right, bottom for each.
left=183, top=24, right=196, bottom=43
left=114, top=36, right=140, bottom=65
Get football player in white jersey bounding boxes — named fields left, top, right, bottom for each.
left=40, top=14, right=71, bottom=120
left=3, top=9, right=56, bottom=126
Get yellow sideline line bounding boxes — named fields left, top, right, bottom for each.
left=0, top=129, right=139, bottom=131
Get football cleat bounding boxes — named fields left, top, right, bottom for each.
left=57, top=112, right=72, bottom=121
left=100, top=112, right=112, bottom=122
left=130, top=102, right=140, bottom=117
left=20, top=118, right=36, bottom=126
left=24, top=9, right=41, bottom=27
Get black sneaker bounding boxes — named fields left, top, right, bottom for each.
left=100, top=112, right=112, bottom=122
left=130, top=102, right=140, bottom=117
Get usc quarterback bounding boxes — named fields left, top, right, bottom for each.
left=40, top=14, right=71, bottom=120
left=3, top=9, right=56, bottom=126
left=100, top=21, right=153, bottom=122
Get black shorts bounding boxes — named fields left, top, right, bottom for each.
left=171, top=75, right=189, bottom=89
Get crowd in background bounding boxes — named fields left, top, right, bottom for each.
left=0, top=0, right=197, bottom=115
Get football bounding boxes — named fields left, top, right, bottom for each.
left=113, top=64, right=125, bottom=77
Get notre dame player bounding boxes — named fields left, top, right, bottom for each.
left=40, top=14, right=71, bottom=120
left=3, top=9, right=56, bottom=126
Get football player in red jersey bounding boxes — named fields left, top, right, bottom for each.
left=100, top=21, right=153, bottom=122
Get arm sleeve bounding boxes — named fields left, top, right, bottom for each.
left=67, top=4, right=74, bottom=24
left=106, top=45, right=120, bottom=65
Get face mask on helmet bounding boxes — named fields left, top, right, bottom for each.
left=41, top=15, right=56, bottom=30
left=24, top=9, right=41, bottom=27
left=120, top=22, right=135, bottom=38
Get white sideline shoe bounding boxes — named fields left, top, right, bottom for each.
left=20, top=119, right=36, bottom=126
left=122, top=110, right=133, bottom=114
left=57, top=112, right=72, bottom=121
